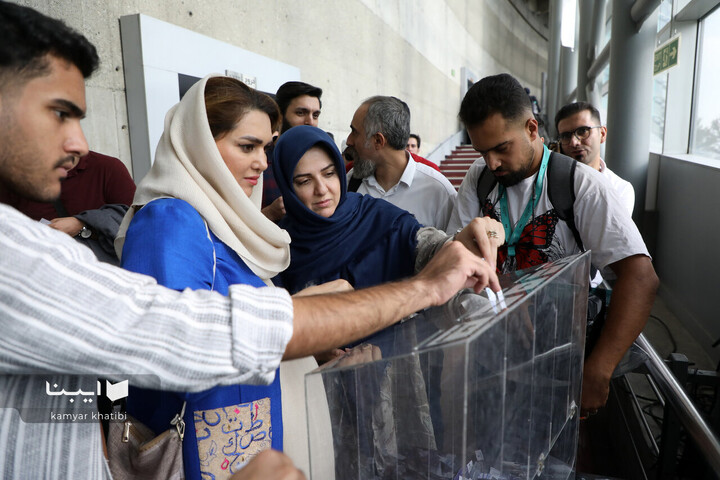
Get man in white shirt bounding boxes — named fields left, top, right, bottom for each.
left=448, top=73, right=659, bottom=418
left=555, top=101, right=635, bottom=214
left=0, top=4, right=500, bottom=478
left=346, top=96, right=457, bottom=231
left=555, top=102, right=634, bottom=289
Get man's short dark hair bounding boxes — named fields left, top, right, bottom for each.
left=363, top=96, right=411, bottom=151
left=458, top=73, right=533, bottom=128
left=0, top=2, right=99, bottom=90
left=554, top=101, right=602, bottom=132
left=275, top=81, right=323, bottom=115
left=409, top=133, right=421, bottom=148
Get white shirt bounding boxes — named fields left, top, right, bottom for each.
left=350, top=152, right=457, bottom=231
left=599, top=158, right=635, bottom=215
left=588, top=158, right=636, bottom=286
left=447, top=156, right=649, bottom=277
left=0, top=203, right=293, bottom=479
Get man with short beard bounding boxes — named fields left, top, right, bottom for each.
left=447, top=73, right=659, bottom=419
left=345, top=96, right=456, bottom=230
left=555, top=101, right=634, bottom=214
left=556, top=102, right=635, bottom=290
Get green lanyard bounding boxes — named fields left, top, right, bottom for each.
left=498, top=145, right=550, bottom=258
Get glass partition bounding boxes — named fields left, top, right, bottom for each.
left=305, top=252, right=590, bottom=480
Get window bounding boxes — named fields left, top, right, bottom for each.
left=657, top=0, right=673, bottom=32
left=690, top=7, right=720, bottom=160
left=650, top=0, right=673, bottom=153
left=650, top=72, right=668, bottom=152
left=599, top=64, right=610, bottom=126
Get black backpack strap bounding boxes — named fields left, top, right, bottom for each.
left=347, top=173, right=362, bottom=193
left=475, top=164, right=498, bottom=208
left=546, top=151, right=584, bottom=251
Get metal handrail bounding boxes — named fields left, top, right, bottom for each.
left=635, top=333, right=720, bottom=473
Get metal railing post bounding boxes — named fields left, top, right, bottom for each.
left=658, top=353, right=689, bottom=479
left=636, top=334, right=720, bottom=475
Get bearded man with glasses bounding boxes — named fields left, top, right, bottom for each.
left=555, top=102, right=635, bottom=214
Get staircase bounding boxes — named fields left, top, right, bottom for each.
left=440, top=144, right=480, bottom=190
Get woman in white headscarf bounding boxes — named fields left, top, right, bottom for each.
left=115, top=75, right=322, bottom=479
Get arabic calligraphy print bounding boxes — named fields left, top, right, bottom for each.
left=195, top=398, right=272, bottom=479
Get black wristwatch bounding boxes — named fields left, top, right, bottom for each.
left=78, top=225, right=92, bottom=239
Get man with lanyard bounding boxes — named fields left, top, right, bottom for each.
left=447, top=73, right=659, bottom=417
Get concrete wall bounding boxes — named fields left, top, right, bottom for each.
left=653, top=154, right=720, bottom=363
left=21, top=0, right=547, bottom=176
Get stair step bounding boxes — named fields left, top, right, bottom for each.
left=434, top=144, right=478, bottom=190
left=442, top=159, right=476, bottom=165
left=441, top=164, right=472, bottom=170
left=444, top=159, right=477, bottom=164
left=443, top=173, right=467, bottom=180
left=443, top=158, right=475, bottom=164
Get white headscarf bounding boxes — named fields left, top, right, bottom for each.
left=116, top=75, right=290, bottom=280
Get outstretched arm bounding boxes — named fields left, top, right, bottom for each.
left=415, top=217, right=505, bottom=272
left=285, top=240, right=500, bottom=359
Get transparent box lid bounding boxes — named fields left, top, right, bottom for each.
left=305, top=252, right=590, bottom=480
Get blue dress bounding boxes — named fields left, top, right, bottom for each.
left=121, top=198, right=283, bottom=479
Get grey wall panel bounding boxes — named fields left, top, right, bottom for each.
left=654, top=155, right=720, bottom=362
left=18, top=0, right=548, bottom=171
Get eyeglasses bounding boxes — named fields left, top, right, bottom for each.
left=557, top=126, right=602, bottom=145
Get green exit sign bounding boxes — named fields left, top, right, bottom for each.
left=654, top=35, right=680, bottom=75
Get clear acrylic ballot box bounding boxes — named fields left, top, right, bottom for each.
left=305, top=252, right=590, bottom=480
